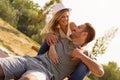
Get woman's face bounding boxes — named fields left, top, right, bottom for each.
left=58, top=11, right=70, bottom=27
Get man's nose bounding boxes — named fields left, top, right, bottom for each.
left=73, top=27, right=77, bottom=31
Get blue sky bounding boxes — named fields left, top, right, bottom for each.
left=33, top=0, right=120, bottom=67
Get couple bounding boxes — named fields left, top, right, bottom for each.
left=37, top=3, right=104, bottom=80
left=0, top=23, right=104, bottom=80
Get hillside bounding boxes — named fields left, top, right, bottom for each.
left=0, top=18, right=40, bottom=57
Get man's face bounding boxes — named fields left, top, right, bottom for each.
left=70, top=24, right=86, bottom=39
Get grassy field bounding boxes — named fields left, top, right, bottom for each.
left=0, top=18, right=40, bottom=56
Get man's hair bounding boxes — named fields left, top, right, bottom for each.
left=83, top=23, right=96, bottom=46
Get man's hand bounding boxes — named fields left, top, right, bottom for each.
left=71, top=48, right=104, bottom=77
left=71, top=48, right=84, bottom=60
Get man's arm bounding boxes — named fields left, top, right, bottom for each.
left=71, top=48, right=104, bottom=77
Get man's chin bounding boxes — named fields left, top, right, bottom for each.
left=70, top=35, right=75, bottom=39
left=69, top=34, right=72, bottom=38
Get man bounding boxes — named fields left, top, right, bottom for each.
left=0, top=23, right=104, bottom=80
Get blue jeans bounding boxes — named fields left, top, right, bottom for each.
left=69, top=62, right=90, bottom=80
left=37, top=42, right=90, bottom=80
left=37, top=41, right=49, bottom=55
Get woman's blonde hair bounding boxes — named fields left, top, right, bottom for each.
left=46, top=9, right=70, bottom=34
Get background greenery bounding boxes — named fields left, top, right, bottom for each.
left=0, top=0, right=61, bottom=44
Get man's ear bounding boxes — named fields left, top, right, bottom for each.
left=82, top=32, right=88, bottom=37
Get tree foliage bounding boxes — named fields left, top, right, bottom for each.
left=0, top=0, right=18, bottom=27
left=92, top=27, right=119, bottom=57
left=88, top=27, right=119, bottom=80
left=0, top=0, right=62, bottom=44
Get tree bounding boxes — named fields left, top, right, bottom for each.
left=11, top=0, right=62, bottom=44
left=11, top=0, right=40, bottom=34
left=0, top=0, right=62, bottom=44
left=0, top=0, right=18, bottom=27
left=92, top=27, right=119, bottom=57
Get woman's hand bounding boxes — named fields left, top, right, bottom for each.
left=44, top=33, right=59, bottom=45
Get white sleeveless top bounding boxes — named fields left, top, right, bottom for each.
left=59, top=24, right=72, bottom=40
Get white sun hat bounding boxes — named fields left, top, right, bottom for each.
left=51, top=3, right=71, bottom=15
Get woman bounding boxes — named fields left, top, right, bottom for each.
left=38, top=3, right=90, bottom=80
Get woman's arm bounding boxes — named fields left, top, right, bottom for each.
left=49, top=44, right=59, bottom=64
left=44, top=33, right=59, bottom=45
left=44, top=33, right=59, bottom=64
left=37, top=33, right=59, bottom=55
